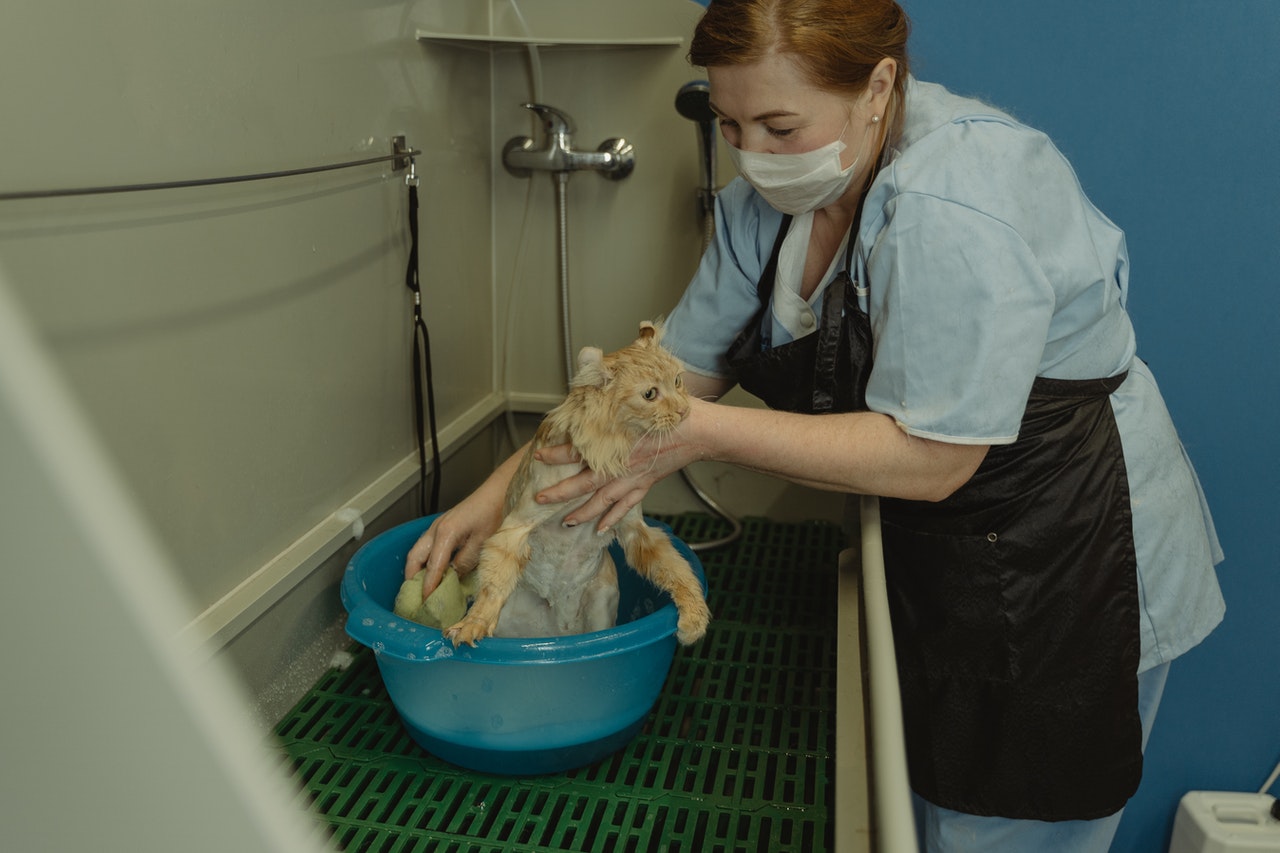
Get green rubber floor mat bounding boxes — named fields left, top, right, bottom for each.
left=274, top=514, right=846, bottom=853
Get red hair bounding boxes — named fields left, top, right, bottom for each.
left=690, top=0, right=911, bottom=138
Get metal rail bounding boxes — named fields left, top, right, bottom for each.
left=0, top=137, right=419, bottom=201
left=839, top=495, right=919, bottom=852
left=858, top=494, right=920, bottom=852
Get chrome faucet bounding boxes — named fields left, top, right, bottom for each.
left=502, top=103, right=635, bottom=181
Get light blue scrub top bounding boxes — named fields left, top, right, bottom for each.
left=663, top=77, right=1225, bottom=672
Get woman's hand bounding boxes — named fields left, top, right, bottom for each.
left=402, top=490, right=503, bottom=600
left=403, top=444, right=528, bottom=600
left=533, top=443, right=687, bottom=532
left=534, top=401, right=712, bottom=531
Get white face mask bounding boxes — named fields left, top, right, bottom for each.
left=725, top=121, right=869, bottom=215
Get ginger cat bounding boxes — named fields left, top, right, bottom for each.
left=444, top=321, right=711, bottom=647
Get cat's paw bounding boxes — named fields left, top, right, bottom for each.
left=444, top=616, right=493, bottom=648
left=675, top=598, right=711, bottom=645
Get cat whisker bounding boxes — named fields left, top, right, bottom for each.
left=631, top=425, right=670, bottom=477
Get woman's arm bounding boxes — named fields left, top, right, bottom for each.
left=537, top=392, right=989, bottom=531
left=690, top=399, right=987, bottom=498
left=403, top=441, right=528, bottom=593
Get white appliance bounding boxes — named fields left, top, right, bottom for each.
left=1170, top=791, right=1280, bottom=853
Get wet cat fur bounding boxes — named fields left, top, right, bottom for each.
left=444, top=321, right=711, bottom=647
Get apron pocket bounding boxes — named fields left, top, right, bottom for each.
left=881, top=519, right=1018, bottom=683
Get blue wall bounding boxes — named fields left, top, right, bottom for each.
left=899, top=3, right=1280, bottom=850
left=687, top=0, right=1280, bottom=849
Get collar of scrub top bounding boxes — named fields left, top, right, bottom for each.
left=771, top=212, right=853, bottom=342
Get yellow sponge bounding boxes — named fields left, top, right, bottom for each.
left=393, top=567, right=477, bottom=630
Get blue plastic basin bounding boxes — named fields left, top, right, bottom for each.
left=341, top=514, right=705, bottom=775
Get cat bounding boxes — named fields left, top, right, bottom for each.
left=444, top=320, right=711, bottom=647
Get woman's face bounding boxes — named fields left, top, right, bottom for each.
left=709, top=52, right=864, bottom=166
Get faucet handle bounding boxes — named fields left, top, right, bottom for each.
left=522, top=103, right=576, bottom=138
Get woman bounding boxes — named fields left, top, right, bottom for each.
left=407, top=0, right=1224, bottom=848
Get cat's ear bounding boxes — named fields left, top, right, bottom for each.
left=638, top=319, right=663, bottom=345
left=573, top=346, right=611, bottom=388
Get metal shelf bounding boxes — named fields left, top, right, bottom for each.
left=416, top=29, right=683, bottom=51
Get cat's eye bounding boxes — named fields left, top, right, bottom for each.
left=643, top=387, right=659, bottom=401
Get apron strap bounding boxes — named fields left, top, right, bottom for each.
left=753, top=208, right=865, bottom=310
left=753, top=213, right=794, bottom=308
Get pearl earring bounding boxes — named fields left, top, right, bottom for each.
left=871, top=115, right=881, bottom=124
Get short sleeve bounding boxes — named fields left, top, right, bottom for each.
left=864, top=192, right=1055, bottom=444
left=662, top=179, right=783, bottom=378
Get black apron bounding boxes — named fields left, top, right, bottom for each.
left=726, top=215, right=1143, bottom=821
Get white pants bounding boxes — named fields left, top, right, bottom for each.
left=912, top=661, right=1171, bottom=853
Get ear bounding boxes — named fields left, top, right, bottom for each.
left=638, top=319, right=662, bottom=344
left=573, top=346, right=611, bottom=388
left=866, top=57, right=898, bottom=119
